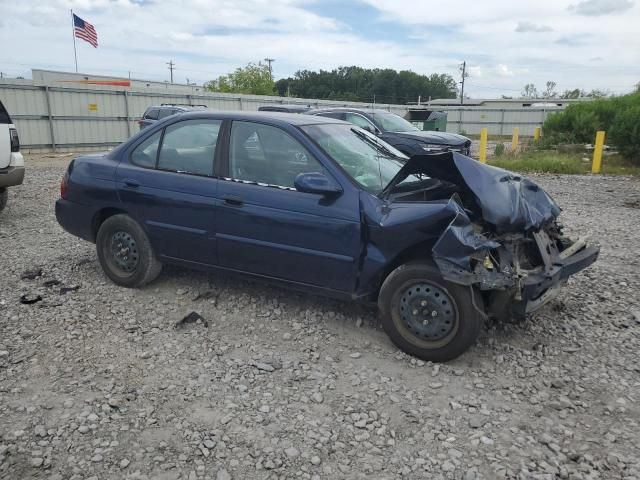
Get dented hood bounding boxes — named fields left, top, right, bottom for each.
left=381, top=152, right=561, bottom=233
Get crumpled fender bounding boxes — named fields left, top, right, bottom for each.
left=432, top=198, right=500, bottom=275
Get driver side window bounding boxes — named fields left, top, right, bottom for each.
left=229, top=121, right=325, bottom=188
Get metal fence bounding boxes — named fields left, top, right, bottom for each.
left=436, top=106, right=562, bottom=137
left=0, top=79, right=564, bottom=152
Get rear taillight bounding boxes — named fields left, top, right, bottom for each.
left=60, top=174, right=68, bottom=199
left=9, top=128, right=19, bottom=152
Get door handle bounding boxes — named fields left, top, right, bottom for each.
left=223, top=196, right=243, bottom=207
left=123, top=179, right=140, bottom=188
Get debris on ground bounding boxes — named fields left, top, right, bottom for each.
left=19, top=293, right=42, bottom=304
left=174, top=311, right=208, bottom=328
left=20, top=268, right=42, bottom=280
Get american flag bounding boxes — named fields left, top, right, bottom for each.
left=73, top=14, right=98, bottom=48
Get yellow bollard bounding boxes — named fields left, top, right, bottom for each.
left=591, top=130, right=606, bottom=174
left=534, top=127, right=541, bottom=142
left=511, top=127, right=519, bottom=152
left=479, top=128, right=488, bottom=163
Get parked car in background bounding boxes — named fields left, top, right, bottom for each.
left=0, top=100, right=24, bottom=213
left=55, top=111, right=598, bottom=362
left=258, top=104, right=311, bottom=113
left=308, top=107, right=471, bottom=156
left=138, top=104, right=207, bottom=130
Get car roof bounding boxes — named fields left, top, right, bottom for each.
left=258, top=105, right=311, bottom=112
left=170, top=110, right=349, bottom=126
left=309, top=107, right=394, bottom=115
left=146, top=105, right=206, bottom=111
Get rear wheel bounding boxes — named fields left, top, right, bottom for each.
left=96, top=214, right=162, bottom=288
left=378, top=263, right=483, bottom=362
left=0, top=188, right=7, bottom=213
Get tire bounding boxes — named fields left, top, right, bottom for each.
left=0, top=188, right=7, bottom=213
left=96, top=214, right=162, bottom=288
left=378, top=262, right=483, bottom=362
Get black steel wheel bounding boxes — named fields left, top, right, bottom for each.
left=397, top=282, right=459, bottom=348
left=379, top=262, right=483, bottom=362
left=96, top=214, right=162, bottom=288
left=107, top=231, right=140, bottom=274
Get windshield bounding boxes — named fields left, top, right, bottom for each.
left=371, top=112, right=420, bottom=133
left=302, top=123, right=420, bottom=194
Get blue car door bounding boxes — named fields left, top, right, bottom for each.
left=215, top=120, right=361, bottom=293
left=116, top=118, right=222, bottom=265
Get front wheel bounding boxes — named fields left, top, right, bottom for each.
left=378, top=263, right=483, bottom=362
left=96, top=214, right=162, bottom=288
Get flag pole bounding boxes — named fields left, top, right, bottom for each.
left=71, top=9, right=78, bottom=72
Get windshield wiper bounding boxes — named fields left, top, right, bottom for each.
left=351, top=128, right=397, bottom=158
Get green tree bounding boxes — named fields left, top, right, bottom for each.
left=205, top=62, right=274, bottom=95
left=275, top=66, right=457, bottom=103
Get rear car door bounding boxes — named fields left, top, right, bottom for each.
left=116, top=118, right=222, bottom=265
left=216, top=120, right=361, bottom=292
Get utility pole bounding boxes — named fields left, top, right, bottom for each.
left=167, top=60, right=175, bottom=83
left=459, top=61, right=468, bottom=105
left=264, top=58, right=275, bottom=80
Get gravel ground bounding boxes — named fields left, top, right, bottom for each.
left=1, top=153, right=640, bottom=480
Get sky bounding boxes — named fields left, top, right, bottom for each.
left=0, top=0, right=639, bottom=99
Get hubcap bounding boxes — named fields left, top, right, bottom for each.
left=398, top=283, right=456, bottom=341
left=109, top=231, right=139, bottom=273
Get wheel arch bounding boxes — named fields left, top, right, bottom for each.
left=359, top=239, right=438, bottom=302
left=91, top=207, right=128, bottom=241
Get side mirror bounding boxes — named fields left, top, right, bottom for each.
left=294, top=172, right=343, bottom=196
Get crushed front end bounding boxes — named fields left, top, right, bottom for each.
left=433, top=216, right=599, bottom=320
left=383, top=151, right=599, bottom=321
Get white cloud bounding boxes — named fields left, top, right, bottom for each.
left=568, top=0, right=634, bottom=15
left=496, top=64, right=514, bottom=77
left=515, top=21, right=553, bottom=32
left=0, top=0, right=638, bottom=98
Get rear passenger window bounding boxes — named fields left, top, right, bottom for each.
left=157, top=119, right=221, bottom=176
left=144, top=108, right=160, bottom=120
left=157, top=108, right=176, bottom=119
left=131, top=131, right=161, bottom=168
left=229, top=121, right=325, bottom=188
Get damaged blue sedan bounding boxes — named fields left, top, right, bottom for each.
left=55, top=112, right=599, bottom=361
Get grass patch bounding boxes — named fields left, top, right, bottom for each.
left=488, top=151, right=640, bottom=175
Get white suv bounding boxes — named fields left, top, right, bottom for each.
left=0, top=100, right=24, bottom=213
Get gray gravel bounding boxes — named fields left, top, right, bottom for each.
left=1, top=154, right=640, bottom=480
